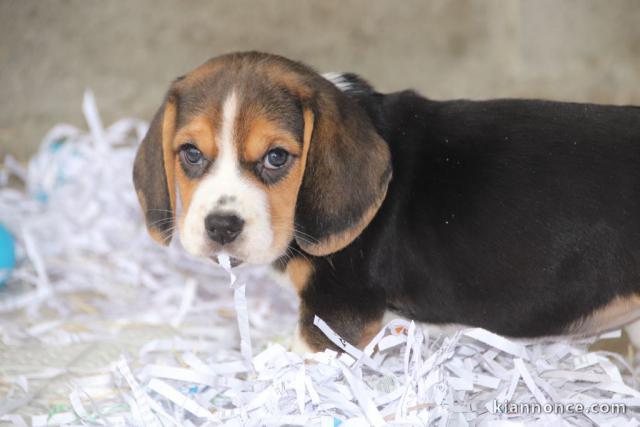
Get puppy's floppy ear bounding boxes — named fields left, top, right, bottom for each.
left=132, top=92, right=178, bottom=245
left=295, top=83, right=392, bottom=256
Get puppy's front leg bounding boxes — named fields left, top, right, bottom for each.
left=294, top=280, right=386, bottom=354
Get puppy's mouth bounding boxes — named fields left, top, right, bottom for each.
left=211, top=255, right=243, bottom=268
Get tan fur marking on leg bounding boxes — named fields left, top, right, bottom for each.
left=357, top=318, right=383, bottom=349
left=286, top=258, right=314, bottom=294
left=569, top=294, right=640, bottom=335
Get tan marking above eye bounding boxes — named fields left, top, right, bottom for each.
left=173, top=115, right=218, bottom=159
left=241, top=116, right=301, bottom=162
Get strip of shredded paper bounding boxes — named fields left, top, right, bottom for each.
left=0, top=91, right=639, bottom=426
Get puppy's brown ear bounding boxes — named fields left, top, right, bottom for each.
left=295, top=85, right=392, bottom=256
left=132, top=93, right=177, bottom=245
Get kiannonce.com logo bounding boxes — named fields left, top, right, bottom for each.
left=491, top=400, right=627, bottom=415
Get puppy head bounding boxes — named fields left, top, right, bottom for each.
left=133, top=52, right=391, bottom=265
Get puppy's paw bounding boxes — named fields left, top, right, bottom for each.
left=625, top=319, right=640, bottom=350
left=289, top=326, right=315, bottom=355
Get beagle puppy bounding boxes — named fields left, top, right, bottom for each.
left=133, top=51, right=640, bottom=352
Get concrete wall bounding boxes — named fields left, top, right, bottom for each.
left=1, top=0, right=639, bottom=160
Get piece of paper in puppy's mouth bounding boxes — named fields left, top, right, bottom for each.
left=217, top=253, right=254, bottom=372
left=211, top=253, right=243, bottom=267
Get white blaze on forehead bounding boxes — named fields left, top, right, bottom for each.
left=217, top=91, right=239, bottom=173
left=179, top=89, right=276, bottom=264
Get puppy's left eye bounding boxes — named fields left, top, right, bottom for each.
left=264, top=148, right=289, bottom=169
left=255, top=147, right=293, bottom=184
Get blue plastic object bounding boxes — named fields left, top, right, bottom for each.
left=0, top=224, right=16, bottom=287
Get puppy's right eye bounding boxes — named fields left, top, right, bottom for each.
left=178, top=143, right=209, bottom=178
left=180, top=144, right=204, bottom=165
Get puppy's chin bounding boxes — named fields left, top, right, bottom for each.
left=238, top=251, right=284, bottom=266
left=182, top=245, right=246, bottom=267
left=178, top=228, right=287, bottom=266
left=183, top=244, right=282, bottom=267
left=183, top=244, right=247, bottom=267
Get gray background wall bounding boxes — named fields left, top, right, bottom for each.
left=1, top=0, right=640, bottom=161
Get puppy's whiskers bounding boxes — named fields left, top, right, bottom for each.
left=269, top=215, right=320, bottom=245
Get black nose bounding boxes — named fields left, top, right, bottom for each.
left=205, top=213, right=244, bottom=245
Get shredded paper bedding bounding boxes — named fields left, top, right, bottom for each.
left=0, top=92, right=639, bottom=426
